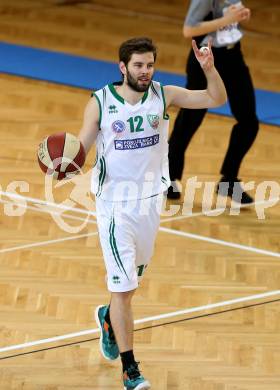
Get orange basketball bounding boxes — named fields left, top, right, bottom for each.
left=37, top=132, right=86, bottom=180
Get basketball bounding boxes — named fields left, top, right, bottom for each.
left=37, top=132, right=86, bottom=180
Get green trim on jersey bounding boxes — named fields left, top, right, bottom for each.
left=151, top=82, right=160, bottom=98
left=109, top=217, right=129, bottom=280
left=141, top=89, right=149, bottom=104
left=92, top=92, right=102, bottom=128
left=96, top=156, right=106, bottom=197
left=109, top=83, right=149, bottom=105
left=108, top=84, right=125, bottom=104
left=160, top=84, right=170, bottom=120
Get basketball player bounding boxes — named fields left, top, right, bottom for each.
left=78, top=37, right=226, bottom=390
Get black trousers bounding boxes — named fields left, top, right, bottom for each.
left=168, top=42, right=259, bottom=181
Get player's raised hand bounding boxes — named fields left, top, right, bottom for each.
left=192, top=39, right=214, bottom=72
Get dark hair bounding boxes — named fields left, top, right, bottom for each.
left=119, top=37, right=157, bottom=66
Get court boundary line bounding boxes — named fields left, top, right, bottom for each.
left=0, top=191, right=97, bottom=217
left=0, top=290, right=279, bottom=354
left=159, top=226, right=280, bottom=258
left=1, top=197, right=280, bottom=258
left=0, top=198, right=97, bottom=225
left=2, top=297, right=280, bottom=361
left=2, top=191, right=279, bottom=223
left=0, top=231, right=99, bottom=254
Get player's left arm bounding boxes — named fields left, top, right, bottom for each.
left=164, top=39, right=227, bottom=109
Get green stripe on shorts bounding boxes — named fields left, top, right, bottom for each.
left=109, top=217, right=129, bottom=280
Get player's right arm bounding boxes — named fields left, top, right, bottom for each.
left=78, top=95, right=100, bottom=155
left=164, top=40, right=227, bottom=109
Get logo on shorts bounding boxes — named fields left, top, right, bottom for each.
left=112, top=275, right=120, bottom=284
left=112, top=120, right=126, bottom=133
left=147, top=114, right=160, bottom=130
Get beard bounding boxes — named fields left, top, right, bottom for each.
left=126, top=68, right=152, bottom=92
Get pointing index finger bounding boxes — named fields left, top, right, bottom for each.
left=192, top=39, right=200, bottom=56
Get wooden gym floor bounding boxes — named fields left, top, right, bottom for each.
left=0, top=1, right=279, bottom=389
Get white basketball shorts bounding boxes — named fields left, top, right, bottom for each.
left=95, top=194, right=163, bottom=292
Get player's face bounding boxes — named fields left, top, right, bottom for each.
left=123, top=52, right=155, bottom=92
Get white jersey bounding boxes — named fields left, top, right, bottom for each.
left=91, top=81, right=170, bottom=201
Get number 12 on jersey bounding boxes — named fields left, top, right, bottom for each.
left=127, top=116, right=144, bottom=132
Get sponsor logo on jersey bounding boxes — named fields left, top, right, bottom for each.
left=109, top=105, right=118, bottom=114
left=114, top=134, right=159, bottom=150
left=147, top=114, right=160, bottom=130
left=112, top=120, right=126, bottom=133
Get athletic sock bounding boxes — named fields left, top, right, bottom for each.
left=120, top=350, right=136, bottom=372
